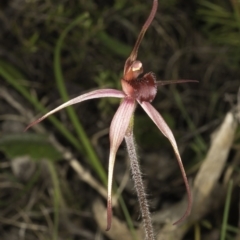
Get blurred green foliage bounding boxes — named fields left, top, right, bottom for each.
left=1, top=0, right=240, bottom=239
left=0, top=133, right=61, bottom=161
left=198, top=0, right=240, bottom=67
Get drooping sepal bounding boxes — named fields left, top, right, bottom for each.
left=139, top=101, right=192, bottom=225
left=106, top=98, right=136, bottom=231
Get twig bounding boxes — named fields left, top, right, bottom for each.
left=0, top=217, right=48, bottom=232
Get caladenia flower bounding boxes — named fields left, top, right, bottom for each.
left=26, top=0, right=197, bottom=238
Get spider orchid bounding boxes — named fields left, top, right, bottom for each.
left=26, top=0, right=196, bottom=233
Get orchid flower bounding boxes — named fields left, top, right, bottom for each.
left=26, top=0, right=197, bottom=235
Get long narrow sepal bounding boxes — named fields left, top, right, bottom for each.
left=124, top=0, right=158, bottom=74
left=25, top=89, right=126, bottom=131
left=156, top=80, right=198, bottom=87
left=139, top=101, right=192, bottom=225
left=106, top=98, right=136, bottom=231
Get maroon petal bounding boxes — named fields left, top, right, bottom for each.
left=139, top=101, right=192, bottom=225
left=106, top=98, right=136, bottom=231
left=121, top=72, right=157, bottom=102
left=25, top=89, right=126, bottom=131
left=123, top=0, right=158, bottom=74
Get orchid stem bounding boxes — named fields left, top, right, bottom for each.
left=125, top=130, right=154, bottom=240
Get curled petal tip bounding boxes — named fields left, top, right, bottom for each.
left=172, top=199, right=192, bottom=225
left=106, top=199, right=112, bottom=231
left=24, top=118, right=43, bottom=132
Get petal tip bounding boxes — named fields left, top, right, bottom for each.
left=106, top=199, right=112, bottom=231
left=24, top=117, right=43, bottom=131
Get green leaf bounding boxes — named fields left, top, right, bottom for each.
left=0, top=133, right=62, bottom=161
left=97, top=31, right=131, bottom=58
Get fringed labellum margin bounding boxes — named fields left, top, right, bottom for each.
left=121, top=60, right=157, bottom=103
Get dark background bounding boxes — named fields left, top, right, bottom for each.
left=0, top=0, right=240, bottom=239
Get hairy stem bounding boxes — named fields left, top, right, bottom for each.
left=125, top=131, right=155, bottom=240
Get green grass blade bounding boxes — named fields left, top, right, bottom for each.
left=172, top=88, right=207, bottom=154
left=194, top=223, right=201, bottom=240
left=54, top=13, right=107, bottom=185
left=97, top=31, right=131, bottom=58
left=221, top=180, right=233, bottom=240
left=230, top=0, right=240, bottom=32
left=47, top=161, right=62, bottom=240
left=226, top=224, right=240, bottom=234
left=118, top=193, right=138, bottom=240
left=0, top=64, right=82, bottom=152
